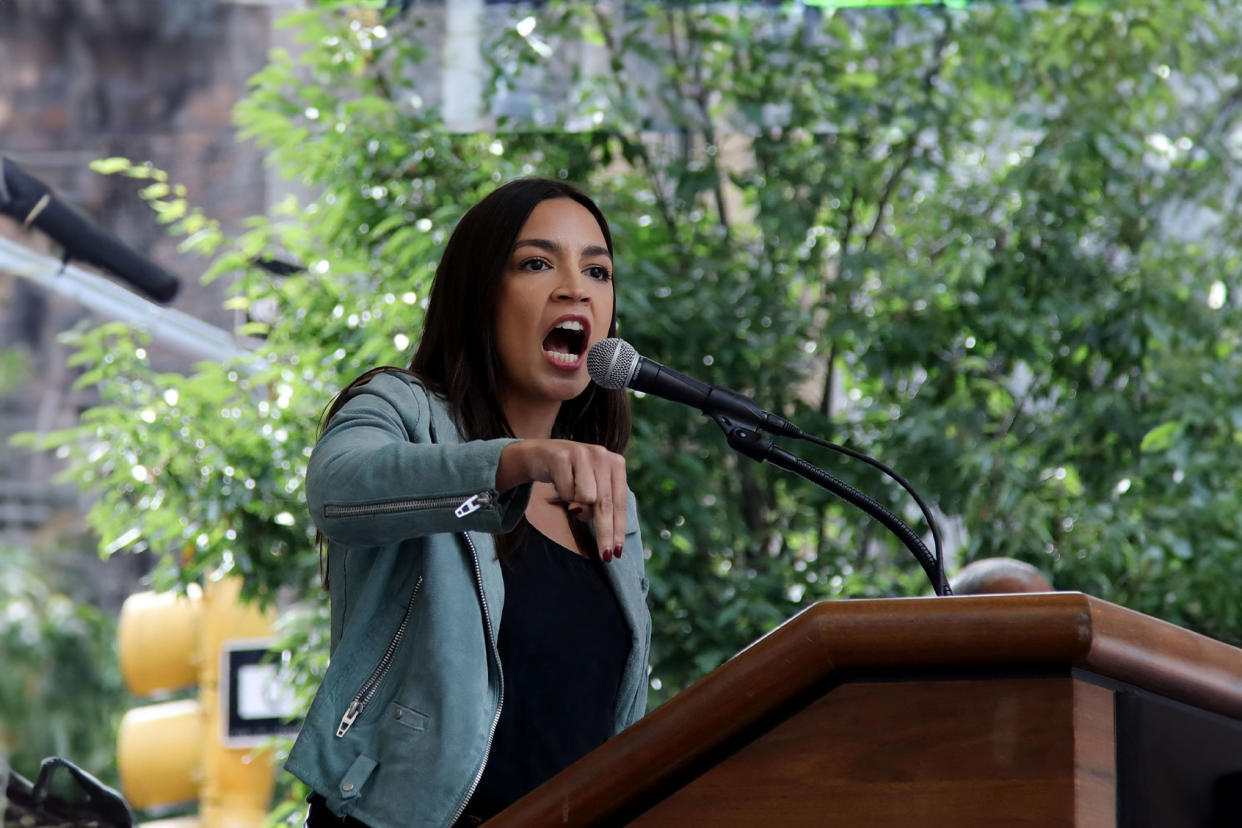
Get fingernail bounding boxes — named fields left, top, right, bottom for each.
left=613, top=544, right=623, bottom=559
left=601, top=548, right=612, bottom=563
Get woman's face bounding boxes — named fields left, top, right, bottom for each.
left=494, top=197, right=615, bottom=415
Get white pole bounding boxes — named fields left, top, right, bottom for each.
left=0, top=236, right=251, bottom=364
left=442, top=0, right=484, bottom=131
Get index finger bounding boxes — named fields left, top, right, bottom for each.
left=611, top=459, right=627, bottom=557
left=593, top=461, right=616, bottom=562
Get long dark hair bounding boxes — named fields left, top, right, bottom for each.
left=322, top=177, right=630, bottom=447
left=317, top=178, right=632, bottom=571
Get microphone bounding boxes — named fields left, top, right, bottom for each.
left=0, top=156, right=180, bottom=303
left=587, top=337, right=803, bottom=438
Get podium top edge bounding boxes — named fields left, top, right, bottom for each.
left=776, top=591, right=1242, bottom=718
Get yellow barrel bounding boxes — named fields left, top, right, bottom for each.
left=117, top=699, right=203, bottom=810
left=117, top=586, right=203, bottom=696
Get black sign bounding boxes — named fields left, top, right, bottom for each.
left=220, top=640, right=299, bottom=747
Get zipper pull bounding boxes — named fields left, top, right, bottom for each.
left=455, top=491, right=492, bottom=518
left=336, top=700, right=363, bottom=738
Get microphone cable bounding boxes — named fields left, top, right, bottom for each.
left=791, top=431, right=949, bottom=597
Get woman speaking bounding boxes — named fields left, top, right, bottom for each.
left=286, top=178, right=651, bottom=828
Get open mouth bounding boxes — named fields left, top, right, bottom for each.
left=541, top=318, right=588, bottom=365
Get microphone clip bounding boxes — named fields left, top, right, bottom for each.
left=707, top=410, right=775, bottom=464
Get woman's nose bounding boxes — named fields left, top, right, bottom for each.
left=554, top=272, right=589, bottom=301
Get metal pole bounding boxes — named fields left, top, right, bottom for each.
left=0, top=235, right=251, bottom=364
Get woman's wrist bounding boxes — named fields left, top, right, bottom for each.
left=495, top=439, right=531, bottom=493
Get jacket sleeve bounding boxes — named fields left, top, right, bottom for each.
left=630, top=615, right=651, bottom=724
left=623, top=494, right=651, bottom=726
left=306, top=373, right=532, bottom=546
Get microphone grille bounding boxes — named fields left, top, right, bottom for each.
left=587, top=338, right=639, bottom=390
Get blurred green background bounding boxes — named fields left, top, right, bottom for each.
left=3, top=0, right=1242, bottom=817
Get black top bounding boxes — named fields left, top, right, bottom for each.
left=464, top=525, right=631, bottom=820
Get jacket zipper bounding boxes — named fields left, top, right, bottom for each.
left=448, top=531, right=504, bottom=826
left=323, top=491, right=494, bottom=520
left=335, top=575, right=425, bottom=738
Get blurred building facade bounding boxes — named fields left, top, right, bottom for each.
left=0, top=0, right=555, bottom=549
left=0, top=0, right=275, bottom=602
left=0, top=0, right=562, bottom=606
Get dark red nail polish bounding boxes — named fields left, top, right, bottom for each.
left=613, top=544, right=623, bottom=559
left=601, top=548, right=612, bottom=562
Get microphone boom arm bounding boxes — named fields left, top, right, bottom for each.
left=708, top=411, right=951, bottom=596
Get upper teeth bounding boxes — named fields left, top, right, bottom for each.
left=555, top=320, right=584, bottom=332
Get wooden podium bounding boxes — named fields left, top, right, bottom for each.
left=490, top=593, right=1242, bottom=827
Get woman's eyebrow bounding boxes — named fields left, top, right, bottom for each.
left=513, top=238, right=612, bottom=259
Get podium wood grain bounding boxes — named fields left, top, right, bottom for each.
left=632, top=678, right=1115, bottom=827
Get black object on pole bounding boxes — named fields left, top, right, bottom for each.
left=0, top=156, right=180, bottom=303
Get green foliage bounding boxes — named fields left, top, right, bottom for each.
left=23, top=0, right=1242, bottom=785
left=484, top=0, right=1242, bottom=696
left=0, top=544, right=125, bottom=783
left=0, top=349, right=31, bottom=392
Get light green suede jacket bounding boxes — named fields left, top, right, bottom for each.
left=285, top=371, right=651, bottom=828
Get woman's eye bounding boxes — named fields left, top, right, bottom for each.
left=587, top=265, right=612, bottom=281
left=521, top=258, right=551, bottom=272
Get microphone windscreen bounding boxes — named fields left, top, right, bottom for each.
left=587, top=337, right=639, bottom=390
